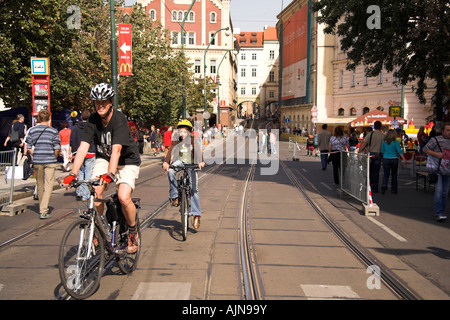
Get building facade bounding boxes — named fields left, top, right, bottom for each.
left=234, top=26, right=279, bottom=119
left=277, top=0, right=434, bottom=135
left=135, top=0, right=238, bottom=126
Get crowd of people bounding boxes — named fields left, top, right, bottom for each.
left=315, top=121, right=449, bottom=222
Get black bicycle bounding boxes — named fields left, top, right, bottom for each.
left=169, top=164, right=201, bottom=241
left=58, top=178, right=141, bottom=300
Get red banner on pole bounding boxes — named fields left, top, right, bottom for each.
left=118, top=24, right=132, bottom=76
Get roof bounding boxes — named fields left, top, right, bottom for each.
left=235, top=31, right=264, bottom=47
left=350, top=110, right=406, bottom=127
left=263, top=26, right=278, bottom=41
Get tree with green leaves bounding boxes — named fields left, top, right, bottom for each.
left=312, top=0, right=449, bottom=125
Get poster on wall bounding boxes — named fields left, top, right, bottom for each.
left=282, top=4, right=308, bottom=101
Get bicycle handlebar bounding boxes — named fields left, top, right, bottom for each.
left=169, top=163, right=204, bottom=170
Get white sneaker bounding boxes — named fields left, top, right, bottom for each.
left=436, top=215, right=447, bottom=222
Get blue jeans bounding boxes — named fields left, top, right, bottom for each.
left=168, top=160, right=202, bottom=216
left=320, top=150, right=328, bottom=169
left=77, top=157, right=95, bottom=200
left=382, top=158, right=398, bottom=192
left=434, top=173, right=450, bottom=216
left=370, top=153, right=382, bottom=192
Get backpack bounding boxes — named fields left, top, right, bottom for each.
left=10, top=124, right=20, bottom=143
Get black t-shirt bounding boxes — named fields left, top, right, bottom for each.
left=81, top=110, right=141, bottom=166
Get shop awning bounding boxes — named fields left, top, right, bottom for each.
left=349, top=110, right=406, bottom=128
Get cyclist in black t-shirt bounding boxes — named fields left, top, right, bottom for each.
left=63, top=83, right=141, bottom=254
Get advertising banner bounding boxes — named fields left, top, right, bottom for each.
left=118, top=24, right=132, bottom=76
left=282, top=5, right=308, bottom=100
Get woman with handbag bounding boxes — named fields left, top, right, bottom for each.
left=381, top=130, right=406, bottom=194
left=423, top=123, right=450, bottom=222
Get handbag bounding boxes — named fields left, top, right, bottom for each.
left=426, top=137, right=442, bottom=183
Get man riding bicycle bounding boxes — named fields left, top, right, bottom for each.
left=163, top=120, right=205, bottom=229
left=63, top=83, right=141, bottom=253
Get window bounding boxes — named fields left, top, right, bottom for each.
left=181, top=32, right=186, bottom=45
left=172, top=11, right=177, bottom=21
left=188, top=32, right=195, bottom=45
left=178, top=11, right=183, bottom=21
left=393, top=67, right=399, bottom=83
left=189, top=12, right=194, bottom=22
left=338, top=108, right=345, bottom=116
left=252, top=68, right=257, bottom=77
left=363, top=107, right=370, bottom=115
left=378, top=71, right=383, bottom=84
left=364, top=68, right=369, bottom=85
left=351, top=70, right=355, bottom=87
left=149, top=10, right=156, bottom=20
left=210, top=32, right=216, bottom=45
left=252, top=53, right=257, bottom=60
left=350, top=107, right=357, bottom=116
left=241, top=53, right=246, bottom=60
left=269, top=71, right=275, bottom=82
left=210, top=12, right=216, bottom=23
left=241, top=87, right=246, bottom=95
left=269, top=91, right=275, bottom=98
left=252, top=87, right=257, bottom=95
left=210, top=60, right=216, bottom=74
left=240, top=68, right=246, bottom=77
left=194, top=60, right=201, bottom=74
left=172, top=32, right=179, bottom=45
left=269, top=50, right=275, bottom=60
left=339, top=70, right=344, bottom=88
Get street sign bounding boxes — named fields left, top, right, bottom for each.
left=118, top=24, right=132, bottom=76
left=285, top=118, right=290, bottom=123
left=31, top=57, right=50, bottom=75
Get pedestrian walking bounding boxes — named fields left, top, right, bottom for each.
left=164, top=126, right=173, bottom=158
left=24, top=110, right=61, bottom=219
left=359, top=120, right=385, bottom=193
left=150, top=125, right=158, bottom=155
left=318, top=124, right=331, bottom=170
left=69, top=110, right=96, bottom=201
left=423, top=123, right=450, bottom=222
left=4, top=114, right=26, bottom=165
left=381, top=129, right=406, bottom=194
left=59, top=121, right=71, bottom=171
left=328, top=126, right=348, bottom=185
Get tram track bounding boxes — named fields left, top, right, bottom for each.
left=280, top=160, right=421, bottom=300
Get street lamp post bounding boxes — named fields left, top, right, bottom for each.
left=204, top=27, right=230, bottom=129
left=181, top=0, right=197, bottom=119
left=110, top=0, right=118, bottom=109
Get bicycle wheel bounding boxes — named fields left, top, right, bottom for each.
left=58, top=219, right=105, bottom=300
left=180, top=189, right=188, bottom=241
left=116, top=212, right=141, bottom=274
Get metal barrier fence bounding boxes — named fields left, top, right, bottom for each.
left=340, top=151, right=370, bottom=204
left=0, top=149, right=17, bottom=207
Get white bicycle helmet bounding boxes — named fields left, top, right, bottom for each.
left=90, top=83, right=115, bottom=100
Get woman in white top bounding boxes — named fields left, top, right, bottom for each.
left=328, top=126, right=349, bottom=185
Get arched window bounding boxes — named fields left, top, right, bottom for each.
left=350, top=107, right=357, bottom=116
left=149, top=10, right=156, bottom=21
left=376, top=106, right=384, bottom=111
left=189, top=12, right=194, bottom=21
left=178, top=11, right=183, bottom=21
left=172, top=11, right=177, bottom=21
left=210, top=12, right=216, bottom=23
left=362, top=107, right=370, bottom=115
left=338, top=108, right=345, bottom=116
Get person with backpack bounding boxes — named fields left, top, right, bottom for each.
left=4, top=114, right=26, bottom=165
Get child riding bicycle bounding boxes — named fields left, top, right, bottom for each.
left=162, top=120, right=205, bottom=229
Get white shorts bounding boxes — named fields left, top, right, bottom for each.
left=91, top=158, right=140, bottom=190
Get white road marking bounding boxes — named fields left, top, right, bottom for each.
left=366, top=216, right=407, bottom=242
left=320, top=182, right=333, bottom=190
left=302, top=168, right=308, bottom=173
left=301, top=284, right=359, bottom=300
left=132, top=282, right=191, bottom=300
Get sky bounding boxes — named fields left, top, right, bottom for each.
left=124, top=0, right=289, bottom=32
